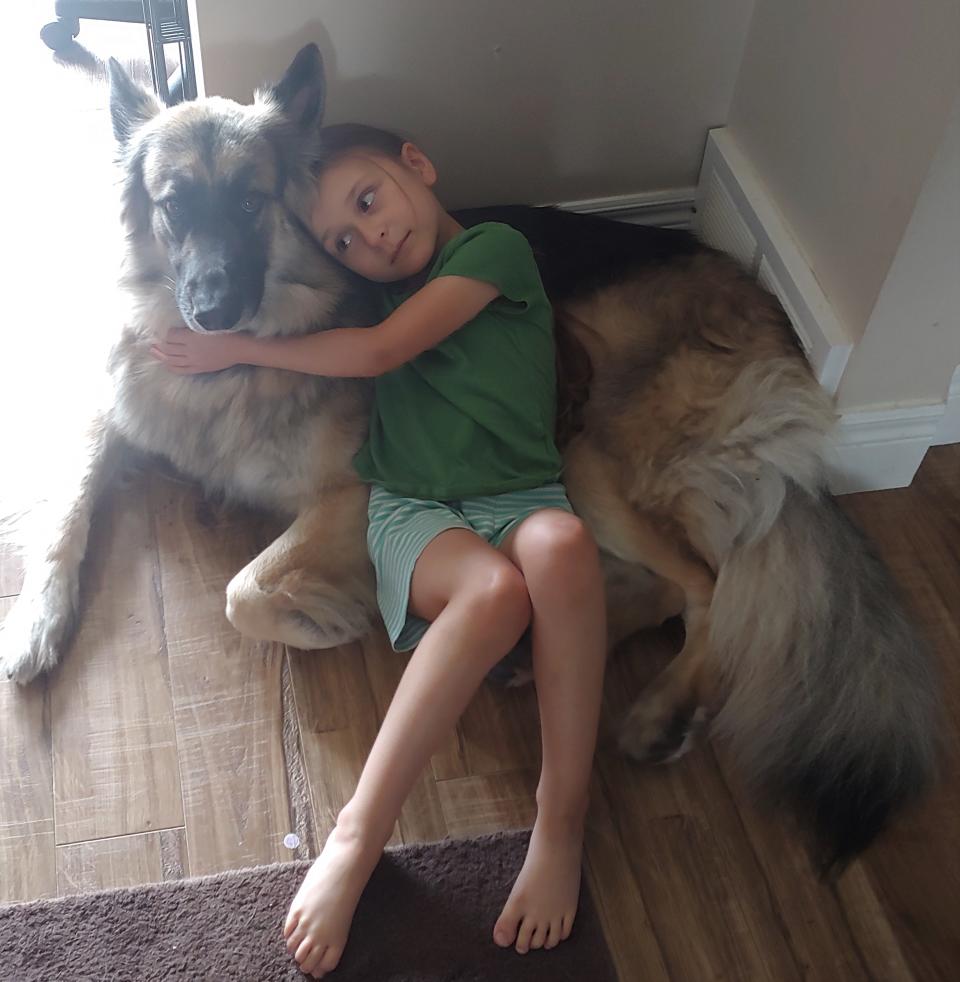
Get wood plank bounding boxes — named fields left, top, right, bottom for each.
left=583, top=768, right=671, bottom=982
left=150, top=474, right=294, bottom=876
left=712, top=747, right=877, bottom=982
left=360, top=629, right=448, bottom=844
left=289, top=641, right=402, bottom=848
left=57, top=830, right=164, bottom=896
left=0, top=596, right=57, bottom=904
left=279, top=653, right=319, bottom=862
left=838, top=480, right=960, bottom=982
left=159, top=826, right=189, bottom=881
left=835, top=862, right=915, bottom=982
left=598, top=632, right=801, bottom=982
left=437, top=768, right=538, bottom=838
left=50, top=477, right=184, bottom=844
left=460, top=677, right=542, bottom=778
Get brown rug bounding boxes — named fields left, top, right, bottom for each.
left=0, top=830, right=617, bottom=982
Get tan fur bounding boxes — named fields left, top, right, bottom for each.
left=554, top=252, right=831, bottom=756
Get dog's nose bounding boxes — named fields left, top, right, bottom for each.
left=188, top=269, right=236, bottom=330
left=194, top=303, right=231, bottom=331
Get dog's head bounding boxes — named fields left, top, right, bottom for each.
left=109, top=44, right=333, bottom=335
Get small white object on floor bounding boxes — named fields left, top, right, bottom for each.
left=283, top=833, right=300, bottom=849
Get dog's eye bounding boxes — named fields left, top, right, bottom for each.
left=241, top=194, right=264, bottom=215
left=163, top=198, right=183, bottom=219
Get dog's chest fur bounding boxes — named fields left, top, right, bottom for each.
left=109, top=326, right=370, bottom=516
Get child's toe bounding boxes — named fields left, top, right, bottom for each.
left=515, top=917, right=535, bottom=954
left=544, top=918, right=562, bottom=949
left=301, top=944, right=327, bottom=977
left=294, top=937, right=314, bottom=964
left=529, top=921, right=548, bottom=950
left=286, top=925, right=307, bottom=955
left=493, top=908, right=520, bottom=947
left=283, top=909, right=301, bottom=939
left=317, top=944, right=343, bottom=973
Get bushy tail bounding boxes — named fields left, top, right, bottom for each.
left=660, top=358, right=940, bottom=872
left=713, top=485, right=939, bottom=872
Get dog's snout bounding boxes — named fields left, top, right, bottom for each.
left=187, top=268, right=237, bottom=331
left=187, top=267, right=228, bottom=305
left=194, top=303, right=231, bottom=331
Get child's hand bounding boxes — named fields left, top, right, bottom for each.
left=150, top=327, right=245, bottom=374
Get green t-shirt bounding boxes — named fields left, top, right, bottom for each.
left=353, top=222, right=562, bottom=499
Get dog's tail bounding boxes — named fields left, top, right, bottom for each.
left=46, top=36, right=156, bottom=90
left=669, top=358, right=940, bottom=874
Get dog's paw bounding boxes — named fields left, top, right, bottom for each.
left=0, top=569, right=77, bottom=683
left=226, top=575, right=378, bottom=650
left=619, top=698, right=708, bottom=765
left=289, top=591, right=378, bottom=649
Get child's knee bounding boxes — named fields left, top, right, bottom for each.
left=524, top=511, right=600, bottom=582
left=470, top=561, right=532, bottom=646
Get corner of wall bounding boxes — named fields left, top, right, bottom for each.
left=694, top=127, right=949, bottom=493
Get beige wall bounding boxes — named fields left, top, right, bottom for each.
left=190, top=0, right=756, bottom=208
left=727, top=0, right=960, bottom=343
left=835, top=93, right=960, bottom=410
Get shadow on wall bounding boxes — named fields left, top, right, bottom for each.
left=200, top=21, right=641, bottom=210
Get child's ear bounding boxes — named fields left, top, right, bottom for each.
left=400, top=142, right=438, bottom=186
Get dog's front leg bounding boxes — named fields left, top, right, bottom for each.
left=0, top=413, right=119, bottom=683
left=226, top=481, right=378, bottom=649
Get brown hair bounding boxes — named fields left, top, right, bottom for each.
left=314, top=123, right=408, bottom=173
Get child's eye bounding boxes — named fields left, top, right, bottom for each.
left=335, top=231, right=353, bottom=253
left=358, top=189, right=375, bottom=213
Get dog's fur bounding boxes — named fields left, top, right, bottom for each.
left=0, top=45, right=939, bottom=873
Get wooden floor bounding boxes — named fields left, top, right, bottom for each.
left=1, top=445, right=957, bottom=980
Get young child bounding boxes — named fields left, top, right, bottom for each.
left=152, top=125, right=608, bottom=978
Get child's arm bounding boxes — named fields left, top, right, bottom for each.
left=151, top=276, right=500, bottom=377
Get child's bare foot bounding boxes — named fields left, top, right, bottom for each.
left=493, top=813, right=584, bottom=953
left=283, top=824, right=382, bottom=978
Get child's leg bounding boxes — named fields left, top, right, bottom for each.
left=284, top=528, right=531, bottom=978
left=492, top=510, right=607, bottom=953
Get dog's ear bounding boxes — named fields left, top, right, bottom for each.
left=256, top=43, right=326, bottom=131
left=117, top=143, right=152, bottom=235
left=108, top=58, right=162, bottom=146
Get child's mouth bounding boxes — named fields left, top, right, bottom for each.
left=391, top=232, right=410, bottom=265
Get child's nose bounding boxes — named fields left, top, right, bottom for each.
left=362, top=225, right=389, bottom=250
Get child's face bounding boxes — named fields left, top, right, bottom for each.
left=311, top=144, right=445, bottom=283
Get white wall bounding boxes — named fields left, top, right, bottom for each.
left=835, top=94, right=960, bottom=411
left=726, top=0, right=960, bottom=343
left=190, top=0, right=756, bottom=209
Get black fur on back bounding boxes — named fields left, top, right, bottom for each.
left=453, top=205, right=702, bottom=303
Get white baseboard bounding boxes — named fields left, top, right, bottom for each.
left=554, top=188, right=696, bottom=229
left=828, top=402, right=946, bottom=494
left=694, top=129, right=856, bottom=395
left=932, top=368, right=960, bottom=446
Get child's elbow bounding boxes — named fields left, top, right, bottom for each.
left=364, top=338, right=405, bottom=377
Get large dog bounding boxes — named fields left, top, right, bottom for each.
left=0, top=44, right=938, bottom=873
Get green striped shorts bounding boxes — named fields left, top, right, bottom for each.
left=367, top=483, right=573, bottom=652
